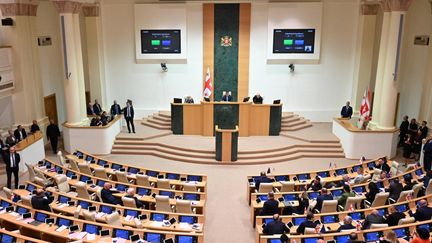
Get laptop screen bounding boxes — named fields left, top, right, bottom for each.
left=26, top=184, right=36, bottom=192
left=415, top=168, right=423, bottom=176
left=83, top=224, right=100, bottom=234
left=187, top=175, right=202, bottom=182
left=111, top=164, right=122, bottom=170
left=1, top=200, right=11, bottom=208
left=96, top=180, right=106, bottom=187
left=336, top=168, right=348, bottom=176
left=322, top=215, right=338, bottom=224
left=352, top=186, right=365, bottom=194
left=97, top=160, right=107, bottom=166
left=348, top=212, right=364, bottom=220
left=183, top=193, right=200, bottom=201
left=137, top=187, right=149, bottom=196
left=79, top=175, right=90, bottom=183
left=145, top=233, right=163, bottom=242
left=1, top=234, right=15, bottom=243
left=293, top=217, right=306, bottom=226
left=100, top=205, right=113, bottom=214
left=16, top=206, right=29, bottom=215
left=332, top=189, right=343, bottom=197
left=166, top=173, right=180, bottom=180
left=283, top=194, right=297, bottom=201
left=124, top=209, right=139, bottom=218
left=274, top=175, right=289, bottom=182
left=365, top=232, right=381, bottom=242
left=127, top=167, right=139, bottom=174
left=146, top=170, right=159, bottom=177
left=335, top=235, right=350, bottom=243
left=263, top=218, right=274, bottom=224
left=394, top=228, right=408, bottom=238
left=317, top=171, right=330, bottom=178
left=258, top=195, right=268, bottom=201
left=303, top=238, right=321, bottom=243
left=35, top=212, right=48, bottom=222
left=417, top=224, right=431, bottom=231
left=151, top=213, right=167, bottom=222
left=367, top=161, right=376, bottom=169
left=297, top=174, right=310, bottom=180
left=179, top=216, right=197, bottom=224
left=352, top=165, right=362, bottom=172
left=56, top=217, right=72, bottom=227
left=85, top=155, right=93, bottom=161
left=308, top=192, right=319, bottom=200
left=176, top=235, right=196, bottom=243
left=66, top=171, right=75, bottom=178
left=396, top=204, right=409, bottom=212
left=78, top=200, right=90, bottom=210
left=159, top=191, right=174, bottom=198
left=113, top=229, right=132, bottom=240
left=58, top=195, right=70, bottom=204
left=377, top=208, right=387, bottom=216
left=116, top=184, right=128, bottom=192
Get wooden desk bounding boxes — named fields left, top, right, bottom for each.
left=171, top=101, right=282, bottom=136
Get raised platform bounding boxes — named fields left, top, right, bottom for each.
left=112, top=121, right=345, bottom=165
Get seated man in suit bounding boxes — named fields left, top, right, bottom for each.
left=340, top=101, right=353, bottom=119
left=261, top=192, right=279, bottom=216
left=263, top=214, right=290, bottom=235
left=87, top=102, right=94, bottom=115
left=352, top=167, right=365, bottom=184
left=308, top=176, right=322, bottom=192
left=314, top=188, right=333, bottom=212
left=101, top=183, right=122, bottom=205
left=124, top=188, right=144, bottom=208
left=255, top=171, right=273, bottom=191
left=184, top=96, right=194, bottom=104
left=385, top=206, right=406, bottom=226
left=253, top=93, right=263, bottom=104
left=93, top=99, right=102, bottom=116
left=375, top=158, right=390, bottom=173
left=31, top=189, right=54, bottom=212
left=386, top=178, right=403, bottom=201
left=362, top=209, right=385, bottom=229
left=5, top=130, right=16, bottom=147
left=110, top=100, right=121, bottom=116
left=337, top=216, right=356, bottom=232
left=30, top=120, right=40, bottom=134
left=14, top=125, right=27, bottom=141
left=296, top=212, right=318, bottom=234
left=348, top=232, right=366, bottom=243
left=221, top=91, right=232, bottom=102
left=409, top=199, right=432, bottom=221
left=372, top=170, right=388, bottom=183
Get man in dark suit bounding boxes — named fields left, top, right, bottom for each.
left=386, top=178, right=403, bottom=201
left=423, top=139, right=432, bottom=171
left=87, top=102, right=94, bottom=115
left=123, top=101, right=135, bottom=133
left=4, top=146, right=20, bottom=189
left=340, top=101, right=353, bottom=119
left=362, top=210, right=385, bottom=229
left=110, top=100, right=121, bottom=116
left=30, top=120, right=40, bottom=134
left=101, top=183, right=122, bottom=205
left=31, top=189, right=54, bottom=212
left=348, top=232, right=366, bottom=243
left=375, top=158, right=390, bottom=173
left=93, top=99, right=102, bottom=116
left=337, top=216, right=356, bottom=232
left=385, top=206, right=406, bottom=226
left=46, top=119, right=60, bottom=154
left=409, top=199, right=432, bottom=221
left=314, top=188, right=333, bottom=212
left=221, top=91, right=232, bottom=102
left=124, top=188, right=143, bottom=208
left=263, top=214, right=290, bottom=235
left=261, top=192, right=279, bottom=216
left=255, top=171, right=272, bottom=191
left=253, top=93, right=263, bottom=104
left=296, top=212, right=318, bottom=234
left=5, top=130, right=16, bottom=147
left=398, top=115, right=409, bottom=146
left=14, top=125, right=27, bottom=141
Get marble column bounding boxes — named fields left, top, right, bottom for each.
left=351, top=2, right=379, bottom=114
left=52, top=0, right=87, bottom=125
left=83, top=3, right=106, bottom=109
left=0, top=1, right=47, bottom=127
left=419, top=1, right=432, bottom=123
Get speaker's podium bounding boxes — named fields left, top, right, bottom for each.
left=215, top=125, right=238, bottom=162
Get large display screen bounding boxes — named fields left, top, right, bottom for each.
left=273, top=29, right=315, bottom=54
left=141, top=29, right=181, bottom=54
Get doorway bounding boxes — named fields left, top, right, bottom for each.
left=44, top=94, right=58, bottom=125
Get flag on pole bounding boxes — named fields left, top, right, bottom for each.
left=359, top=87, right=371, bottom=121
left=203, top=67, right=212, bottom=98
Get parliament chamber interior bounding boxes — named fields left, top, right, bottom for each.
left=0, top=0, right=431, bottom=242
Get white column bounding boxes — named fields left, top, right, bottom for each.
left=419, top=2, right=432, bottom=123
left=83, top=3, right=106, bottom=109
left=52, top=0, right=87, bottom=125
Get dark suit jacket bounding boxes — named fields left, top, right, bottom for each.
left=255, top=176, right=272, bottom=190
left=424, top=141, right=432, bottom=160
left=101, top=188, right=121, bottom=205
left=263, top=220, right=290, bottom=234
left=5, top=135, right=16, bottom=147
left=110, top=104, right=121, bottom=116
left=4, top=152, right=20, bottom=170
left=30, top=124, right=40, bottom=133
left=87, top=106, right=94, bottom=115
left=410, top=206, right=432, bottom=221
left=125, top=195, right=143, bottom=208
left=253, top=96, right=263, bottom=104
left=14, top=129, right=27, bottom=141
left=261, top=199, right=279, bottom=216
left=376, top=163, right=390, bottom=173
left=386, top=182, right=403, bottom=201
left=341, top=106, right=353, bottom=118
left=399, top=120, right=409, bottom=133
left=315, top=194, right=333, bottom=212
left=296, top=220, right=317, bottom=234
left=337, top=224, right=356, bottom=232
left=31, top=195, right=54, bottom=212
left=385, top=211, right=405, bottom=226
left=222, top=95, right=232, bottom=102
left=363, top=214, right=385, bottom=229
left=123, top=106, right=135, bottom=119
left=93, top=103, right=102, bottom=115
left=46, top=124, right=60, bottom=140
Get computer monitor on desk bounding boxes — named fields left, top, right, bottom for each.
left=273, top=99, right=281, bottom=104
left=173, top=98, right=182, bottom=103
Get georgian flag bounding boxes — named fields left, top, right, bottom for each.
left=203, top=67, right=212, bottom=98
left=360, top=88, right=371, bottom=120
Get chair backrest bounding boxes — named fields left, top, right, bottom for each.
left=115, top=171, right=129, bottom=184
left=280, top=181, right=295, bottom=192
left=370, top=223, right=389, bottom=229
left=69, top=159, right=80, bottom=171
left=95, top=188, right=102, bottom=202
left=412, top=183, right=424, bottom=198
left=258, top=183, right=273, bottom=193
left=74, top=205, right=82, bottom=218
left=183, top=184, right=197, bottom=192
left=25, top=163, right=36, bottom=182
left=76, top=182, right=91, bottom=200
left=371, top=192, right=389, bottom=208
left=21, top=195, right=32, bottom=207
left=157, top=179, right=171, bottom=189
left=82, top=210, right=96, bottom=221
left=398, top=217, right=415, bottom=225
left=122, top=197, right=136, bottom=208
left=54, top=174, right=70, bottom=193
left=175, top=200, right=193, bottom=214
left=93, top=168, right=109, bottom=179
left=321, top=200, right=338, bottom=213
left=2, top=187, right=13, bottom=199
left=304, top=227, right=317, bottom=234
left=344, top=196, right=365, bottom=210
left=134, top=218, right=143, bottom=229
left=78, top=163, right=93, bottom=176
left=361, top=174, right=371, bottom=183
left=425, top=180, right=432, bottom=196
left=57, top=151, right=68, bottom=167
left=155, top=195, right=172, bottom=212
left=136, top=174, right=152, bottom=187
left=34, top=168, right=46, bottom=179
left=34, top=177, right=47, bottom=187
left=391, top=161, right=399, bottom=175
left=106, top=212, right=122, bottom=227
left=397, top=190, right=413, bottom=203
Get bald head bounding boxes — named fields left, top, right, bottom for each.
left=343, top=216, right=352, bottom=225
left=268, top=191, right=274, bottom=199
left=127, top=188, right=135, bottom=196
left=35, top=189, right=45, bottom=197
left=103, top=183, right=112, bottom=190
left=419, top=199, right=427, bottom=207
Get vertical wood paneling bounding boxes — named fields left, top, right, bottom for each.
left=203, top=4, right=214, bottom=101
left=238, top=3, right=251, bottom=101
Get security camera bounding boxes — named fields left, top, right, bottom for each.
left=161, top=63, right=168, bottom=72
left=289, top=64, right=295, bottom=73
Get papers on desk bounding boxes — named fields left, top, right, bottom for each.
left=9, top=212, right=19, bottom=217
left=22, top=218, right=34, bottom=224
left=178, top=222, right=191, bottom=229
left=69, top=232, right=87, bottom=240
left=112, top=238, right=126, bottom=243
left=150, top=221, right=164, bottom=227
left=56, top=203, right=67, bottom=209
left=86, top=233, right=96, bottom=241
left=96, top=212, right=106, bottom=219
left=185, top=181, right=198, bottom=185
left=0, top=210, right=6, bottom=214
left=125, top=215, right=134, bottom=222
left=56, top=225, right=67, bottom=232
left=191, top=201, right=198, bottom=206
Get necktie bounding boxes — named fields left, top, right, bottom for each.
left=127, top=107, right=131, bottom=117
left=11, top=154, right=15, bottom=168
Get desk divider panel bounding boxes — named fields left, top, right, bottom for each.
left=171, top=104, right=183, bottom=134
left=269, top=105, right=282, bottom=135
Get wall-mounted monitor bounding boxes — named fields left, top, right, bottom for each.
left=141, top=29, right=181, bottom=54
left=273, top=29, right=315, bottom=54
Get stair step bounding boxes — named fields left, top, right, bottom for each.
left=282, top=119, right=308, bottom=127
left=147, top=117, right=170, bottom=126
left=238, top=147, right=344, bottom=160
left=239, top=143, right=343, bottom=154
left=158, top=111, right=171, bottom=118
left=281, top=123, right=313, bottom=131
left=113, top=141, right=212, bottom=154
left=282, top=115, right=300, bottom=123
left=152, top=115, right=171, bottom=122
left=141, top=120, right=171, bottom=130
left=111, top=144, right=215, bottom=159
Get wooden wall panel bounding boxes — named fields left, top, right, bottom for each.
left=249, top=105, right=270, bottom=136
left=203, top=4, right=215, bottom=101
left=238, top=3, right=251, bottom=101
left=239, top=102, right=250, bottom=136
left=183, top=105, right=203, bottom=135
